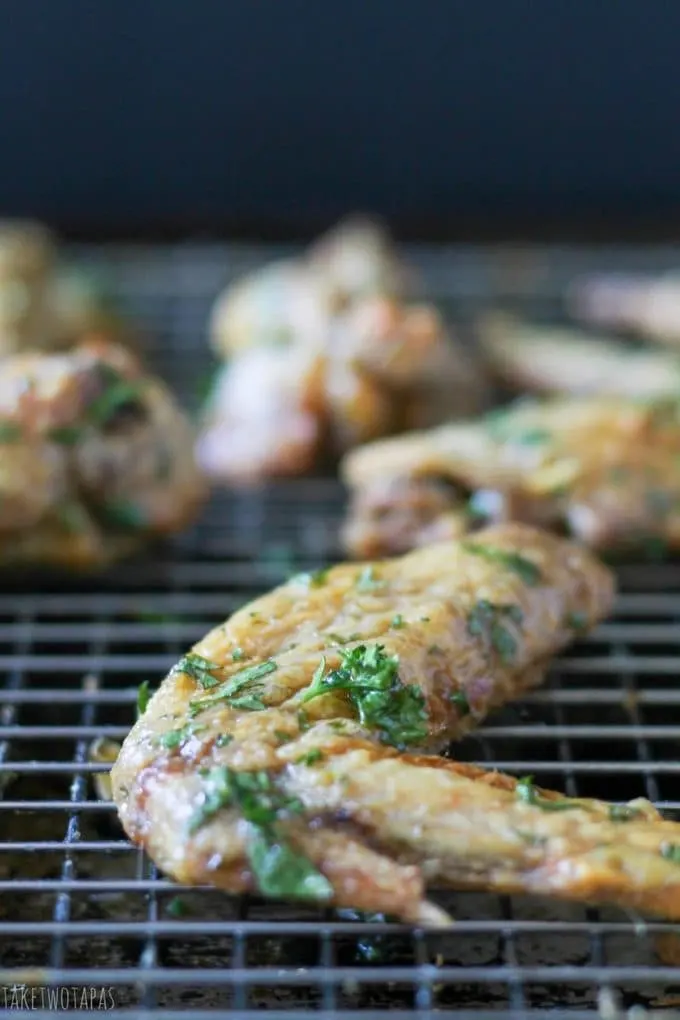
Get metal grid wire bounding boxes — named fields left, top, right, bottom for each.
left=3, top=242, right=680, bottom=1018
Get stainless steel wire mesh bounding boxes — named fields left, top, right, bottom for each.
left=2, top=242, right=680, bottom=1018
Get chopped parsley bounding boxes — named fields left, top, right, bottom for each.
left=159, top=722, right=206, bottom=749
left=391, top=614, right=405, bottom=629
left=608, top=803, right=643, bottom=822
left=136, top=681, right=151, bottom=717
left=0, top=421, right=22, bottom=442
left=189, top=659, right=278, bottom=715
left=232, top=648, right=245, bottom=662
left=356, top=566, right=386, bottom=593
left=215, top=733, right=233, bottom=748
left=468, top=599, right=523, bottom=664
left=516, top=776, right=583, bottom=812
left=87, top=368, right=145, bottom=427
left=462, top=542, right=541, bottom=586
left=301, top=644, right=428, bottom=748
left=565, top=611, right=588, bottom=632
left=295, top=749, right=325, bottom=766
left=188, top=766, right=333, bottom=902
left=297, top=709, right=311, bottom=732
left=175, top=652, right=223, bottom=690
left=100, top=500, right=147, bottom=531
left=294, top=567, right=331, bottom=588
left=166, top=896, right=188, bottom=918
left=274, top=730, right=293, bottom=744
left=449, top=690, right=471, bottom=717
left=49, top=424, right=82, bottom=445
left=661, top=843, right=680, bottom=864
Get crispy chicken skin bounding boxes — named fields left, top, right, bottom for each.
left=341, top=396, right=680, bottom=559
left=112, top=525, right=619, bottom=923
left=0, top=220, right=132, bottom=354
left=479, top=313, right=680, bottom=398
left=568, top=271, right=680, bottom=348
left=0, top=338, right=206, bottom=570
left=199, top=219, right=487, bottom=485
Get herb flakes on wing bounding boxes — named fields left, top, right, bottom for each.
left=188, top=765, right=333, bottom=902
left=467, top=599, right=523, bottom=665
left=462, top=542, right=542, bottom=586
left=515, top=776, right=585, bottom=813
left=189, top=659, right=278, bottom=715
left=301, top=644, right=428, bottom=749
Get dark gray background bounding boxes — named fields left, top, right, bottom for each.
left=1, top=0, right=679, bottom=238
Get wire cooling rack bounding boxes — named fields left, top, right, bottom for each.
left=3, top=241, right=680, bottom=1019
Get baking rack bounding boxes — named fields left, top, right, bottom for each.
left=2, top=241, right=680, bottom=1019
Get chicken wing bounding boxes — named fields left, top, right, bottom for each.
left=0, top=220, right=132, bottom=354
left=0, top=338, right=206, bottom=569
left=568, top=271, right=680, bottom=349
left=200, top=219, right=487, bottom=484
left=342, top=396, right=680, bottom=558
left=479, top=312, right=680, bottom=398
left=112, top=524, right=620, bottom=923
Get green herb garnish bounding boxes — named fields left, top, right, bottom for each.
left=232, top=648, right=245, bottom=662
left=294, top=567, right=331, bottom=588
left=166, top=896, right=188, bottom=917
left=565, top=611, right=588, bottom=632
left=449, top=690, right=471, bottom=716
left=137, top=681, right=151, bottom=717
left=468, top=600, right=523, bottom=664
left=661, top=843, right=680, bottom=863
left=189, top=659, right=278, bottom=715
left=49, top=424, right=82, bottom=445
left=391, top=614, right=405, bottom=629
left=159, top=722, right=206, bottom=749
left=0, top=421, right=22, bottom=442
left=462, top=542, right=541, bottom=586
left=188, top=766, right=333, bottom=902
left=428, top=644, right=444, bottom=655
left=516, top=776, right=583, bottom=812
left=215, top=734, right=233, bottom=748
left=88, top=368, right=145, bottom=426
left=100, top=500, right=147, bottom=531
left=175, top=652, right=223, bottom=690
left=297, top=709, right=311, bottom=732
left=609, top=804, right=643, bottom=822
left=301, top=644, right=428, bottom=748
left=295, top=749, right=325, bottom=766
left=274, top=730, right=293, bottom=744
left=356, top=566, right=386, bottom=593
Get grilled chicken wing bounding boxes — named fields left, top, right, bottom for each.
left=112, top=524, right=618, bottom=923
left=0, top=338, right=206, bottom=569
left=568, top=271, right=680, bottom=348
left=479, top=313, right=680, bottom=398
left=342, top=396, right=680, bottom=558
left=200, top=219, right=487, bottom=484
left=0, top=220, right=131, bottom=354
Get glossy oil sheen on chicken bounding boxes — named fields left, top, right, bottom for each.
left=0, top=337, right=206, bottom=569
left=112, top=524, right=630, bottom=924
left=342, top=395, right=680, bottom=559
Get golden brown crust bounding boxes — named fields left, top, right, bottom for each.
left=0, top=338, right=206, bottom=570
left=112, top=525, right=620, bottom=922
left=341, top=396, right=680, bottom=558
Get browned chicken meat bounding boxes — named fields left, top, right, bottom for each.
left=200, top=218, right=486, bottom=484
left=0, top=220, right=132, bottom=355
left=112, top=524, right=633, bottom=924
left=568, top=271, right=680, bottom=348
left=0, top=338, right=206, bottom=569
left=342, top=396, right=680, bottom=559
left=479, top=313, right=680, bottom=398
